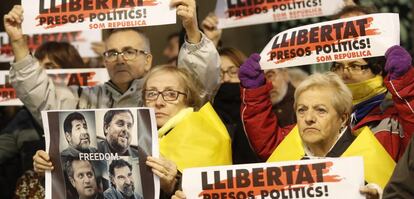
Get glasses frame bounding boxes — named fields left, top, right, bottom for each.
left=330, top=63, right=368, bottom=74
left=103, top=49, right=148, bottom=62
left=220, top=66, right=239, bottom=78
left=144, top=89, right=187, bottom=102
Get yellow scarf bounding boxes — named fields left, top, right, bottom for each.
left=347, top=75, right=387, bottom=105
left=267, top=126, right=395, bottom=189
left=159, top=103, right=232, bottom=172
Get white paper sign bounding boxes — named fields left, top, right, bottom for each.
left=260, top=13, right=400, bottom=69
left=183, top=157, right=365, bottom=199
left=0, top=68, right=109, bottom=106
left=21, top=0, right=176, bottom=34
left=215, top=0, right=345, bottom=29
left=0, top=30, right=102, bottom=62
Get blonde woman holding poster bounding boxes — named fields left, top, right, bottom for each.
left=143, top=65, right=232, bottom=198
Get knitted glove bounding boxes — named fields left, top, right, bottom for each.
left=238, top=53, right=265, bottom=88
left=385, top=45, right=412, bottom=80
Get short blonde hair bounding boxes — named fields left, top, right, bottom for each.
left=142, top=65, right=205, bottom=109
left=294, top=72, right=352, bottom=116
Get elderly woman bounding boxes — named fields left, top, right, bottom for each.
left=238, top=54, right=397, bottom=198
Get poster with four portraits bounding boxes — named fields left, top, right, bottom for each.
left=41, top=108, right=159, bottom=199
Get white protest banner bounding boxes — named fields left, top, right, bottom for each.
left=0, top=68, right=109, bottom=106
left=0, top=30, right=102, bottom=62
left=215, top=0, right=345, bottom=29
left=42, top=108, right=159, bottom=199
left=21, top=0, right=176, bottom=34
left=183, top=157, right=365, bottom=199
left=260, top=13, right=400, bottom=69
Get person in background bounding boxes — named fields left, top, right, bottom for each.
left=34, top=41, right=85, bottom=69
left=163, top=32, right=180, bottom=65
left=0, top=41, right=87, bottom=199
left=264, top=68, right=297, bottom=127
left=383, top=135, right=414, bottom=198
left=213, top=47, right=260, bottom=164
left=331, top=5, right=414, bottom=161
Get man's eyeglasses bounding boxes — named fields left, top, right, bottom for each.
left=103, top=49, right=148, bottom=62
left=330, top=62, right=368, bottom=74
left=220, top=66, right=239, bottom=78
left=144, top=89, right=187, bottom=101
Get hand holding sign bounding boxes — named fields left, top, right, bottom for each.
left=385, top=45, right=412, bottom=80
left=201, top=13, right=222, bottom=47
left=146, top=156, right=178, bottom=194
left=171, top=0, right=200, bottom=43
left=3, top=5, right=29, bottom=61
left=33, top=150, right=54, bottom=174
left=239, top=53, right=265, bottom=89
left=3, top=5, right=23, bottom=41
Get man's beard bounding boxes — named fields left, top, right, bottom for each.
left=121, top=183, right=135, bottom=197
left=270, top=82, right=288, bottom=105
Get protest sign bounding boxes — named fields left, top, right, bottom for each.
left=0, top=30, right=102, bottom=62
left=183, top=157, right=364, bottom=199
left=259, top=13, right=400, bottom=69
left=215, top=0, right=345, bottom=29
left=21, top=0, right=176, bottom=34
left=42, top=108, right=159, bottom=199
left=0, top=68, right=109, bottom=106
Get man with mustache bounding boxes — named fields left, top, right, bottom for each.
left=264, top=68, right=297, bottom=127
left=104, top=159, right=143, bottom=199
left=66, top=158, right=103, bottom=199
left=61, top=112, right=97, bottom=162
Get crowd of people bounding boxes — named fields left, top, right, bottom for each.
left=1, top=0, right=414, bottom=199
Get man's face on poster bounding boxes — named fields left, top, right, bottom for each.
left=105, top=112, right=133, bottom=153
left=69, top=160, right=98, bottom=199
left=112, top=166, right=135, bottom=197
left=66, top=119, right=90, bottom=150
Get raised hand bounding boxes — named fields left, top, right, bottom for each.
left=171, top=0, right=201, bottom=43
left=238, top=53, right=265, bottom=88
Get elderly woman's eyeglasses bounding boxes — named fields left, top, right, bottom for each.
left=220, top=66, right=239, bottom=78
left=144, top=89, right=187, bottom=101
left=103, top=49, right=148, bottom=62
left=330, top=63, right=368, bottom=74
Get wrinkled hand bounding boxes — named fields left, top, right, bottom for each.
left=146, top=156, right=178, bottom=194
left=385, top=45, right=412, bottom=80
left=360, top=185, right=380, bottom=199
left=171, top=0, right=200, bottom=43
left=33, top=150, right=54, bottom=175
left=201, top=13, right=222, bottom=47
left=3, top=5, right=24, bottom=41
left=171, top=190, right=186, bottom=199
left=238, top=53, right=265, bottom=88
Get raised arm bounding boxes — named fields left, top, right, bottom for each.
left=5, top=6, right=79, bottom=124
left=171, top=0, right=221, bottom=100
left=239, top=54, right=293, bottom=160
left=383, top=45, right=414, bottom=154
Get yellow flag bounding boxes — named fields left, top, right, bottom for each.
left=267, top=126, right=395, bottom=189
left=342, top=127, right=396, bottom=189
left=159, top=103, right=232, bottom=172
left=267, top=125, right=304, bottom=162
